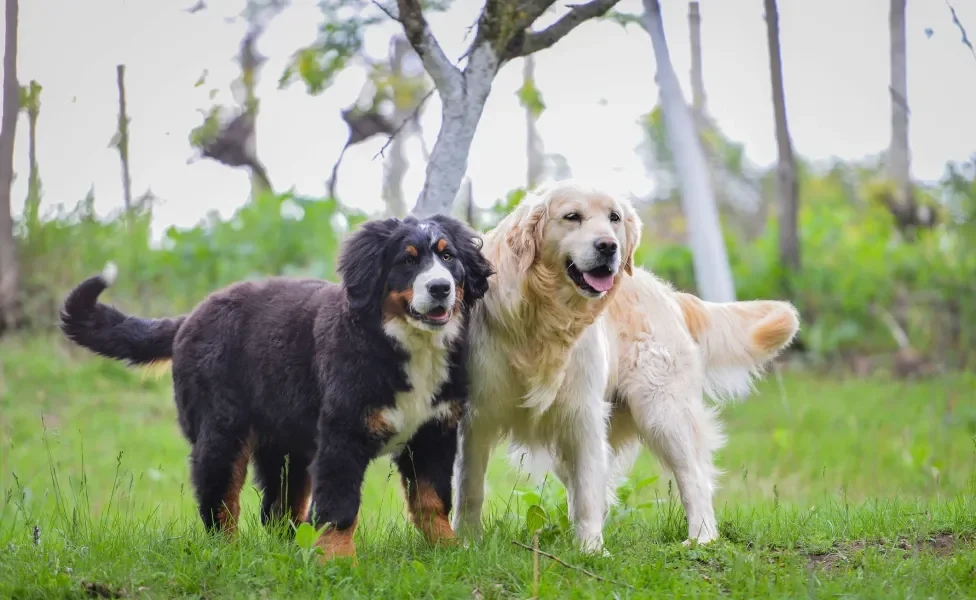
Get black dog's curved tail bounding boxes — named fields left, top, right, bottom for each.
left=60, top=262, right=186, bottom=366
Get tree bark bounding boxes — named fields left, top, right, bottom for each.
left=0, top=0, right=21, bottom=332
left=888, top=0, right=912, bottom=212
left=524, top=55, right=545, bottom=189
left=382, top=36, right=415, bottom=218
left=399, top=0, right=623, bottom=218
left=764, top=0, right=800, bottom=272
left=409, top=41, right=496, bottom=218
left=24, top=81, right=39, bottom=227
left=641, top=0, right=735, bottom=302
left=688, top=2, right=707, bottom=121
left=116, top=64, right=133, bottom=213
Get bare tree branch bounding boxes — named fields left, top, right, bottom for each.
left=506, top=0, right=623, bottom=60
left=372, top=86, right=435, bottom=160
left=945, top=0, right=976, bottom=62
left=395, top=0, right=463, bottom=98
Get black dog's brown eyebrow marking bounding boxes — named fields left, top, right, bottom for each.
left=405, top=245, right=418, bottom=257
left=436, top=239, right=448, bottom=252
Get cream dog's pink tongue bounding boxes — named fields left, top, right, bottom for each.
left=582, top=271, right=614, bottom=292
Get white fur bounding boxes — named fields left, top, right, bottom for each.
left=379, top=317, right=462, bottom=456
left=101, top=261, right=118, bottom=287
left=452, top=181, right=632, bottom=553
left=411, top=259, right=455, bottom=315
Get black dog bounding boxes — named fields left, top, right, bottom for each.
left=60, top=215, right=493, bottom=561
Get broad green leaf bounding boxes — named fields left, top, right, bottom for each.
left=525, top=504, right=547, bottom=533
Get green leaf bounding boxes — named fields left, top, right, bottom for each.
left=294, top=522, right=325, bottom=550
left=634, top=475, right=660, bottom=491
left=603, top=10, right=642, bottom=29
left=410, top=560, right=426, bottom=575
left=194, top=69, right=209, bottom=88
left=517, top=78, right=546, bottom=119
left=525, top=504, right=548, bottom=533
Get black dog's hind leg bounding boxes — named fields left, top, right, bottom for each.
left=395, top=417, right=460, bottom=546
left=190, top=424, right=253, bottom=534
left=252, top=446, right=312, bottom=529
left=308, top=418, right=378, bottom=562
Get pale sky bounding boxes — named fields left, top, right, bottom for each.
left=3, top=0, right=975, bottom=243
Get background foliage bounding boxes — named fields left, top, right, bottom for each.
left=14, top=144, right=976, bottom=371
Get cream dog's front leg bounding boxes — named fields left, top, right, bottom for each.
left=552, top=323, right=613, bottom=553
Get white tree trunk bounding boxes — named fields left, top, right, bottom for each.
left=411, top=43, right=497, bottom=218
left=888, top=0, right=911, bottom=207
left=382, top=36, right=413, bottom=218
left=524, top=56, right=546, bottom=189
left=641, top=0, right=735, bottom=302
left=688, top=1, right=707, bottom=120
left=0, top=0, right=21, bottom=331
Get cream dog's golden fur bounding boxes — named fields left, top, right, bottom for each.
left=453, top=180, right=799, bottom=551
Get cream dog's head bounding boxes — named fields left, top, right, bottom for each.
left=505, top=180, right=642, bottom=301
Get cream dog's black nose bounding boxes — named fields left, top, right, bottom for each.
left=594, top=238, right=618, bottom=257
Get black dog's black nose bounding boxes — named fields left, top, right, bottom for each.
left=427, top=279, right=452, bottom=300
left=594, top=238, right=618, bottom=257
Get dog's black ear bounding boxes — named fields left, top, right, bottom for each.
left=337, top=217, right=400, bottom=315
left=429, top=215, right=494, bottom=304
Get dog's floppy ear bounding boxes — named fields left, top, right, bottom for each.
left=621, top=200, right=643, bottom=276
left=505, top=200, right=548, bottom=274
left=337, top=217, right=400, bottom=315
left=427, top=214, right=494, bottom=304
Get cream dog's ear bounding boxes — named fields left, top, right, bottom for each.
left=621, top=200, right=643, bottom=276
left=506, top=200, right=548, bottom=273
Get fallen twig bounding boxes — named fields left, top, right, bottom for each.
left=511, top=540, right=635, bottom=590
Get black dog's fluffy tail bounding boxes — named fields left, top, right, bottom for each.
left=60, top=263, right=186, bottom=366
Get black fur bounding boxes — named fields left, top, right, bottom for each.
left=59, top=215, right=494, bottom=550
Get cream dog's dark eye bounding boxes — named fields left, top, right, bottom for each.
left=564, top=213, right=581, bottom=222
left=609, top=211, right=620, bottom=223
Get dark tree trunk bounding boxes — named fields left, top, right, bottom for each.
left=764, top=0, right=800, bottom=272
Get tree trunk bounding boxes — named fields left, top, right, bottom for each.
left=524, top=55, right=545, bottom=189
left=641, top=0, right=735, bottom=302
left=116, top=64, right=133, bottom=213
left=24, top=81, right=39, bottom=229
left=888, top=0, right=912, bottom=212
left=0, top=0, right=21, bottom=332
left=764, top=0, right=800, bottom=272
left=382, top=36, right=414, bottom=218
left=688, top=2, right=707, bottom=121
left=411, top=43, right=496, bottom=218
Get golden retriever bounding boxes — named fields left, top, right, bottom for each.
left=453, top=180, right=799, bottom=552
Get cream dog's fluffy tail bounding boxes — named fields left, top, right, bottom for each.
left=676, top=293, right=800, bottom=402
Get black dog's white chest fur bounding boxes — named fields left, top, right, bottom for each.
left=378, top=318, right=462, bottom=455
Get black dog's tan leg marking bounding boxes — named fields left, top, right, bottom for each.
left=315, top=516, right=359, bottom=562
left=396, top=419, right=459, bottom=546
left=400, top=477, right=455, bottom=545
left=309, top=418, right=378, bottom=564
left=192, top=427, right=253, bottom=535
left=289, top=472, right=313, bottom=524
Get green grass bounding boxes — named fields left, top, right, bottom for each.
left=2, top=335, right=975, bottom=599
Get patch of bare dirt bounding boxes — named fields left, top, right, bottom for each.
left=805, top=533, right=971, bottom=571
